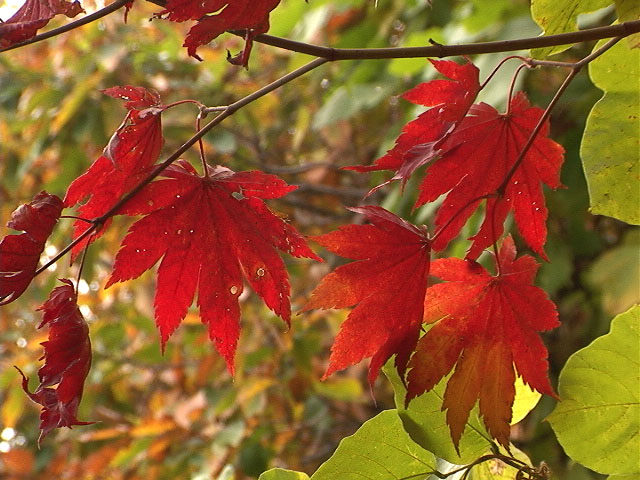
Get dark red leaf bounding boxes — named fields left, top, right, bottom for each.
left=0, top=0, right=84, bottom=48
left=105, top=160, right=320, bottom=373
left=0, top=192, right=63, bottom=305
left=16, top=279, right=93, bottom=444
left=64, top=86, right=165, bottom=257
left=157, top=0, right=280, bottom=64
left=406, top=236, right=559, bottom=449
left=303, top=206, right=431, bottom=385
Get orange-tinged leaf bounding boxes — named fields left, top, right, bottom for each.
left=406, top=236, right=559, bottom=449
left=303, top=206, right=431, bottom=385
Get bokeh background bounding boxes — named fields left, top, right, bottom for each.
left=0, top=0, right=637, bottom=478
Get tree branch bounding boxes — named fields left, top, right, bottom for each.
left=242, top=20, right=640, bottom=60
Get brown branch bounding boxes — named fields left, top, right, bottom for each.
left=0, top=0, right=131, bottom=53
left=242, top=20, right=640, bottom=60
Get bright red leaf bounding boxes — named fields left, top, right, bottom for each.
left=16, top=279, right=93, bottom=444
left=0, top=192, right=63, bottom=305
left=303, top=206, right=431, bottom=385
left=157, top=0, right=281, bottom=64
left=105, top=160, right=320, bottom=373
left=346, top=59, right=480, bottom=190
left=420, top=92, right=565, bottom=259
left=64, top=86, right=165, bottom=257
left=0, top=0, right=83, bottom=49
left=406, top=236, right=558, bottom=449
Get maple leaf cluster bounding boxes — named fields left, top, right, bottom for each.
left=305, top=59, right=564, bottom=448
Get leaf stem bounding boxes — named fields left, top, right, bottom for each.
left=480, top=56, right=527, bottom=91
left=496, top=36, right=623, bottom=196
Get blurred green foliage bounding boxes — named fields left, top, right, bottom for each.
left=0, top=0, right=637, bottom=479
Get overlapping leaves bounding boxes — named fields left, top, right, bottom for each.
left=351, top=59, right=565, bottom=259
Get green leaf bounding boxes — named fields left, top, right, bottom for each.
left=548, top=305, right=640, bottom=476
left=384, top=366, right=540, bottom=464
left=586, top=230, right=640, bottom=316
left=259, top=469, right=310, bottom=480
left=385, top=365, right=492, bottom=464
left=580, top=38, right=640, bottom=224
left=311, top=410, right=437, bottom=480
left=615, top=0, right=640, bottom=48
left=530, top=0, right=611, bottom=58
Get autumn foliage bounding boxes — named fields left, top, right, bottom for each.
left=1, top=0, right=587, bottom=457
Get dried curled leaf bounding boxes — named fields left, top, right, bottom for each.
left=16, top=279, right=93, bottom=444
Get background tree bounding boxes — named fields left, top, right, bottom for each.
left=0, top=0, right=638, bottom=479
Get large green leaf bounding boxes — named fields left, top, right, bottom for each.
left=259, top=469, right=310, bottom=480
left=530, top=0, right=611, bottom=58
left=586, top=230, right=640, bottom=316
left=548, top=305, right=640, bottom=476
left=580, top=37, right=640, bottom=224
left=311, top=410, right=437, bottom=480
left=384, top=366, right=540, bottom=464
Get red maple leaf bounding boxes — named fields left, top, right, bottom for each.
left=64, top=86, right=165, bottom=257
left=419, top=92, right=565, bottom=259
left=105, top=160, right=320, bottom=373
left=303, top=206, right=431, bottom=385
left=0, top=0, right=84, bottom=49
left=346, top=59, right=480, bottom=190
left=158, top=0, right=281, bottom=64
left=16, top=279, right=93, bottom=444
left=406, top=236, right=558, bottom=449
left=0, top=192, right=63, bottom=305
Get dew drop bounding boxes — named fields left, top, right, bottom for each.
left=256, top=268, right=265, bottom=277
left=135, top=249, right=140, bottom=253
left=513, top=180, right=519, bottom=185
left=230, top=285, right=238, bottom=295
left=148, top=200, right=155, bottom=207
left=176, top=194, right=181, bottom=199
left=189, top=229, right=194, bottom=234
left=164, top=231, right=169, bottom=235
left=177, top=229, right=182, bottom=235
